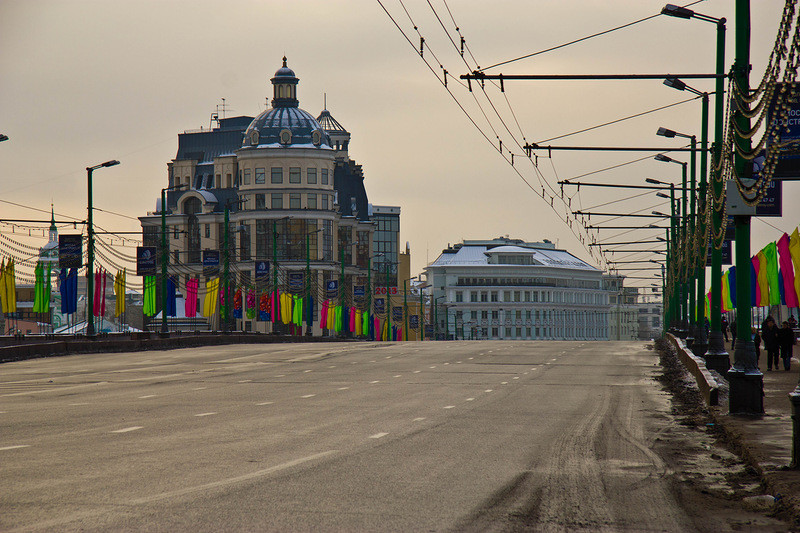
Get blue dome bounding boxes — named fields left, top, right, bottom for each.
left=242, top=107, right=331, bottom=148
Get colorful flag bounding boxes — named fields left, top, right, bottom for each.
left=202, top=278, right=219, bottom=317
left=778, top=233, right=799, bottom=307
left=764, top=242, right=781, bottom=306
left=790, top=228, right=800, bottom=306
left=185, top=278, right=198, bottom=318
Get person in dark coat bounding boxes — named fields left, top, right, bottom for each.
left=762, top=318, right=780, bottom=371
left=778, top=321, right=797, bottom=371
left=731, top=317, right=737, bottom=349
left=752, top=327, right=762, bottom=366
left=722, top=315, right=729, bottom=342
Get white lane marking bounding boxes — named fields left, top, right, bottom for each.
left=138, top=395, right=156, bottom=399
left=457, top=361, right=462, bottom=364
left=394, top=375, right=402, bottom=378
left=550, top=358, right=557, bottom=362
left=338, top=387, right=350, bottom=390
left=0, top=445, right=30, bottom=451
left=369, top=380, right=380, bottom=384
left=194, top=412, right=217, bottom=417
left=276, top=374, right=286, bottom=378
left=385, top=356, right=392, bottom=359
left=466, top=397, right=475, bottom=401
left=513, top=377, right=520, bottom=380
left=301, top=394, right=316, bottom=399
left=444, top=405, right=456, bottom=409
left=369, top=432, right=389, bottom=439
left=304, top=370, right=312, bottom=373
left=413, top=370, right=421, bottom=374
left=1, top=381, right=108, bottom=397
left=524, top=372, right=529, bottom=375
left=112, top=426, right=143, bottom=433
left=69, top=403, right=90, bottom=406
left=468, top=357, right=474, bottom=360
left=413, top=417, right=426, bottom=422
left=501, top=382, right=508, bottom=385
left=257, top=401, right=274, bottom=406
left=444, top=362, right=450, bottom=365
left=238, top=379, right=253, bottom=383
left=328, top=366, right=336, bottom=369
left=485, top=389, right=493, bottom=393
left=192, top=387, right=207, bottom=391
left=370, top=360, right=377, bottom=363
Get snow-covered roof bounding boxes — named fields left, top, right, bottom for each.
left=429, top=243, right=598, bottom=271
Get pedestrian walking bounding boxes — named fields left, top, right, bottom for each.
left=778, top=321, right=797, bottom=371
left=752, top=327, right=762, bottom=366
left=722, top=315, right=729, bottom=342
left=762, top=318, right=780, bottom=371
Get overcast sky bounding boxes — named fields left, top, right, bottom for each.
left=0, top=0, right=793, bottom=286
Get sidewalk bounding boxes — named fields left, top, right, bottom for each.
left=711, top=339, right=800, bottom=525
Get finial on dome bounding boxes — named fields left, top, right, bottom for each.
left=282, top=56, right=287, bottom=67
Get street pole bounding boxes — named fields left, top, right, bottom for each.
left=728, top=0, right=763, bottom=415
left=367, top=257, right=372, bottom=337
left=680, top=162, right=689, bottom=339
left=693, top=94, right=710, bottom=356
left=687, top=137, right=697, bottom=349
left=404, top=279, right=408, bottom=341
left=706, top=17, right=731, bottom=370
left=87, top=167, right=95, bottom=337
left=161, top=187, right=168, bottom=335
left=85, top=160, right=118, bottom=337
left=223, top=204, right=230, bottom=333
left=386, top=260, right=391, bottom=339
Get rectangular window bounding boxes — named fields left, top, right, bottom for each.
left=321, top=194, right=329, bottom=209
left=215, top=174, right=220, bottom=188
left=204, top=224, right=210, bottom=238
left=516, top=310, right=522, bottom=320
left=244, top=169, right=252, bottom=185
left=321, top=168, right=329, bottom=185
left=492, top=327, right=498, bottom=337
left=271, top=167, right=283, bottom=184
left=307, top=168, right=317, bottom=184
left=505, top=327, right=512, bottom=337
left=289, top=193, right=300, bottom=209
left=470, top=292, right=478, bottom=303
left=514, top=291, right=521, bottom=302
left=255, top=194, right=266, bottom=209
left=173, top=227, right=179, bottom=239
left=455, top=291, right=463, bottom=303
left=480, top=292, right=488, bottom=302
left=492, top=310, right=498, bottom=319
left=307, top=193, right=317, bottom=209
left=289, top=167, right=301, bottom=184
left=271, top=193, right=283, bottom=209
left=491, top=291, right=498, bottom=302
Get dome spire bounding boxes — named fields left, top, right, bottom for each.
left=271, top=57, right=299, bottom=108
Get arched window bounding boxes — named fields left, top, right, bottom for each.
left=183, top=196, right=202, bottom=216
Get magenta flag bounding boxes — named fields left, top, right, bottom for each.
left=93, top=269, right=102, bottom=316
left=778, top=233, right=799, bottom=307
left=751, top=255, right=762, bottom=306
left=100, top=269, right=107, bottom=317
left=185, top=278, right=198, bottom=317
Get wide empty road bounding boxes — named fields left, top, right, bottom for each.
left=2, top=340, right=706, bottom=531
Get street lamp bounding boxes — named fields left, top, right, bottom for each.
left=86, top=159, right=120, bottom=337
left=661, top=3, right=729, bottom=372
left=160, top=183, right=186, bottom=336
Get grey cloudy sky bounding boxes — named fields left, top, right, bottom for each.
left=0, top=0, right=792, bottom=284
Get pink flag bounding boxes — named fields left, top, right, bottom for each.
left=93, top=269, right=102, bottom=316
left=185, top=278, right=198, bottom=317
left=100, top=269, right=107, bottom=317
left=751, top=255, right=762, bottom=306
left=778, top=233, right=799, bottom=307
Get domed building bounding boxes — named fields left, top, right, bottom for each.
left=139, top=59, right=376, bottom=334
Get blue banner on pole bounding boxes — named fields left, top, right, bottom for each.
left=136, top=246, right=157, bottom=276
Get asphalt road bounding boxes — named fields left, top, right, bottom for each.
left=0, top=340, right=719, bottom=531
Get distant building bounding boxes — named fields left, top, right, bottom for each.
left=138, top=58, right=378, bottom=334
left=605, top=274, right=639, bottom=340
left=424, top=237, right=612, bottom=340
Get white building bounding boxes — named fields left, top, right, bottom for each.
left=604, top=275, right=639, bottom=340
left=424, top=237, right=612, bottom=340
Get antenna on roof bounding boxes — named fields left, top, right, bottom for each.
left=324, top=92, right=327, bottom=111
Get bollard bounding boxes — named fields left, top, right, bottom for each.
left=791, top=386, right=800, bottom=469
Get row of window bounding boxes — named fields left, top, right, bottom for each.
left=248, top=192, right=332, bottom=211
left=454, top=289, right=607, bottom=305
left=456, top=276, right=601, bottom=289
left=241, top=167, right=330, bottom=186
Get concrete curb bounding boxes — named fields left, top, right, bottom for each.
left=666, top=333, right=719, bottom=406
left=0, top=333, right=351, bottom=364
